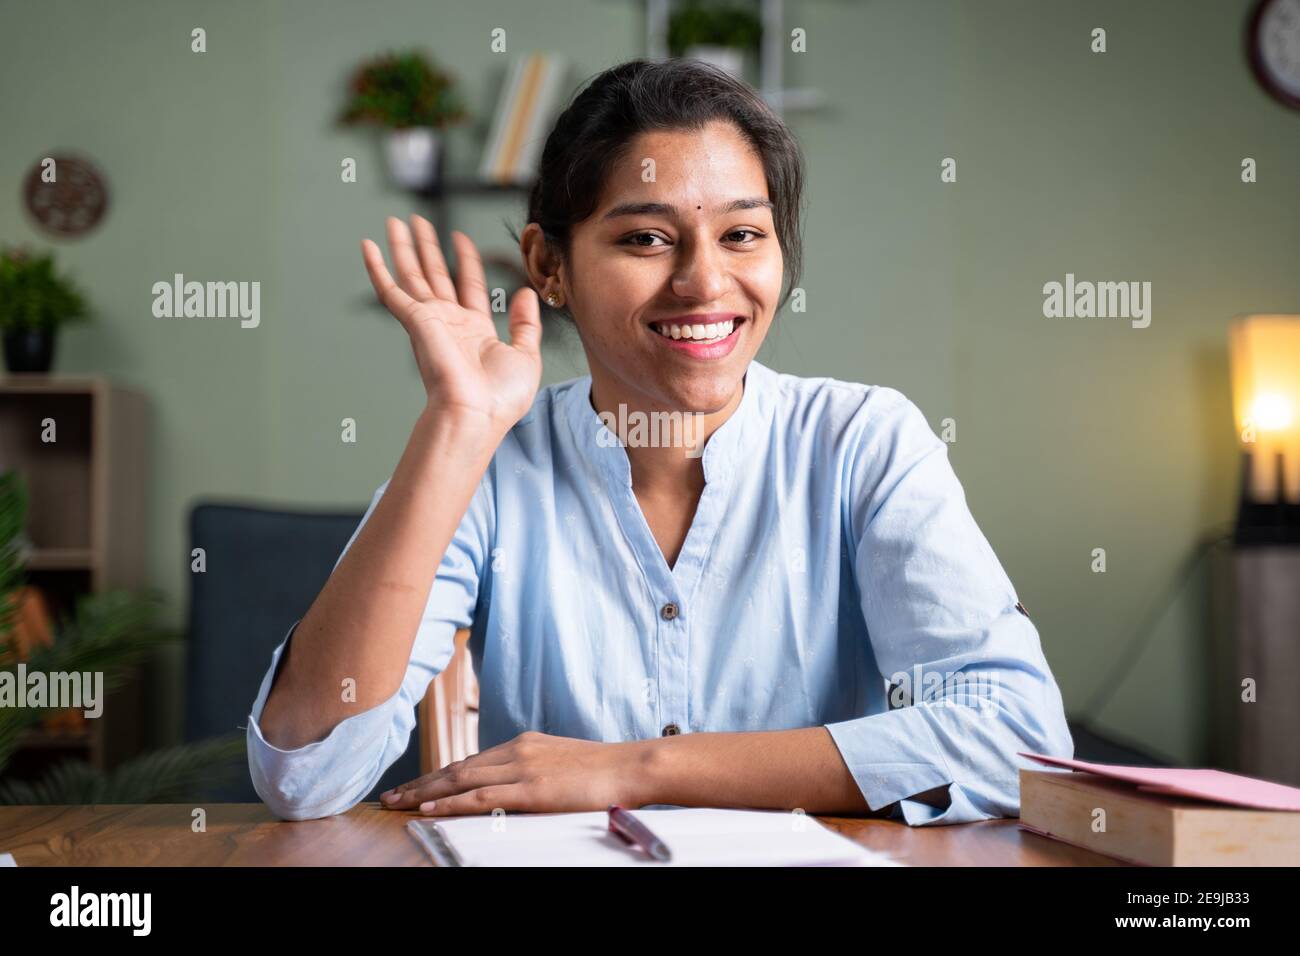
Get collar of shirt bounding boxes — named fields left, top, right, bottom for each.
left=558, top=358, right=780, bottom=596
left=560, top=358, right=779, bottom=490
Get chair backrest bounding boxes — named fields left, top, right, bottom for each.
left=185, top=501, right=423, bottom=801
left=418, top=628, right=480, bottom=774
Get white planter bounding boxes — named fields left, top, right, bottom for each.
left=684, top=45, right=746, bottom=79
left=383, top=127, right=441, bottom=190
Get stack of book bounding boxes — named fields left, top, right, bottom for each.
left=1018, top=752, right=1300, bottom=866
left=479, top=53, right=568, bottom=186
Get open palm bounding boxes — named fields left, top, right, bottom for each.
left=361, top=215, right=542, bottom=432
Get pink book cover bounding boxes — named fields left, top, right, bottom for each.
left=1018, top=752, right=1300, bottom=812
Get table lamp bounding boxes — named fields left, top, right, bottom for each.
left=1230, top=314, right=1300, bottom=544
left=1230, top=314, right=1300, bottom=786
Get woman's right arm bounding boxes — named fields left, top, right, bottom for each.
left=256, top=214, right=542, bottom=752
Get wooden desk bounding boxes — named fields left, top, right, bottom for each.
left=0, top=804, right=1126, bottom=866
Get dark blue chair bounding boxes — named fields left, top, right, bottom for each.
left=184, top=502, right=422, bottom=802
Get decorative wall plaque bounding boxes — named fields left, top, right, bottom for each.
left=23, top=155, right=110, bottom=238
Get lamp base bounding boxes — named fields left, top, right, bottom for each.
left=1234, top=501, right=1300, bottom=546
left=1235, top=547, right=1300, bottom=786
left=1234, top=451, right=1300, bottom=546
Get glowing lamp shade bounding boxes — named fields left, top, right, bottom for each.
left=1230, top=314, right=1300, bottom=504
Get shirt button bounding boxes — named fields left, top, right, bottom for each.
left=661, top=723, right=680, bottom=736
left=660, top=602, right=679, bottom=621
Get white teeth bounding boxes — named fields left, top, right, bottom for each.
left=652, top=319, right=737, bottom=342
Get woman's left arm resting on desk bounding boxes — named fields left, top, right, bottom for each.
left=824, top=390, right=1075, bottom=825
left=638, top=726, right=952, bottom=815
left=379, top=725, right=948, bottom=817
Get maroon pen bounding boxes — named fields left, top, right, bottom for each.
left=607, top=805, right=673, bottom=862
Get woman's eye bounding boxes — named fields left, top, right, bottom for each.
left=621, top=229, right=764, bottom=248
left=623, top=232, right=668, bottom=247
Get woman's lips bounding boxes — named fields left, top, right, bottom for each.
left=649, top=318, right=744, bottom=360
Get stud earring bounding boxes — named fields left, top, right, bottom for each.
left=545, top=292, right=560, bottom=307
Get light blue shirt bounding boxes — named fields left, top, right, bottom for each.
left=247, top=359, right=1073, bottom=824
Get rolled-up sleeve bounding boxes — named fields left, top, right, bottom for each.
left=246, top=473, right=492, bottom=821
left=824, top=391, right=1073, bottom=826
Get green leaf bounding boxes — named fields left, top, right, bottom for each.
left=668, top=1, right=763, bottom=55
left=0, top=248, right=89, bottom=333
left=0, top=735, right=247, bottom=804
left=0, top=471, right=30, bottom=655
left=0, top=590, right=171, bottom=773
left=0, top=467, right=244, bottom=808
left=339, top=50, right=467, bottom=129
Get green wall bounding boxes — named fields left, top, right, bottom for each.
left=2, top=0, right=1296, bottom=762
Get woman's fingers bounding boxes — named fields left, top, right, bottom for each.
left=381, top=762, right=520, bottom=810
left=450, top=230, right=491, bottom=316
left=360, top=238, right=421, bottom=330
left=380, top=741, right=524, bottom=808
left=416, top=784, right=527, bottom=816
left=385, top=216, right=434, bottom=300
left=411, top=214, right=458, bottom=301
left=507, top=287, right=543, bottom=358
left=380, top=748, right=516, bottom=802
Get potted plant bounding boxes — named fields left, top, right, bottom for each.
left=340, top=50, right=468, bottom=190
left=668, top=1, right=763, bottom=79
left=0, top=247, right=88, bottom=375
left=0, top=470, right=247, bottom=805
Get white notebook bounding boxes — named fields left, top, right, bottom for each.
left=408, top=807, right=902, bottom=867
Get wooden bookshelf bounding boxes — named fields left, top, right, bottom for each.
left=0, top=374, right=150, bottom=777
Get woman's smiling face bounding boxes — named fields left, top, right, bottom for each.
left=562, top=120, right=784, bottom=414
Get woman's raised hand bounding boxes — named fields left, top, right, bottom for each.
left=361, top=215, right=542, bottom=434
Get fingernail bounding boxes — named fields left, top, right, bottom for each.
left=419, top=800, right=437, bottom=812
left=381, top=791, right=398, bottom=803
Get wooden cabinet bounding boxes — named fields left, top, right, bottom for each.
left=0, top=375, right=149, bottom=777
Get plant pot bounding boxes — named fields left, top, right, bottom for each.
left=684, top=45, right=746, bottom=79
left=383, top=127, right=442, bottom=190
left=3, top=328, right=57, bottom=374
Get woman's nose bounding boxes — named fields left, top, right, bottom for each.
left=670, top=243, right=729, bottom=302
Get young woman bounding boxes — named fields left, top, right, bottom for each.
left=249, top=59, right=1072, bottom=825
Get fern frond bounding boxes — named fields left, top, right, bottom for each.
left=0, top=471, right=30, bottom=654
left=0, top=735, right=247, bottom=805
left=0, top=590, right=170, bottom=772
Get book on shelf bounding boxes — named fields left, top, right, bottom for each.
left=479, top=53, right=568, bottom=186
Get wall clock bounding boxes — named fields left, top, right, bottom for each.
left=22, top=154, right=110, bottom=238
left=1249, top=0, right=1300, bottom=110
